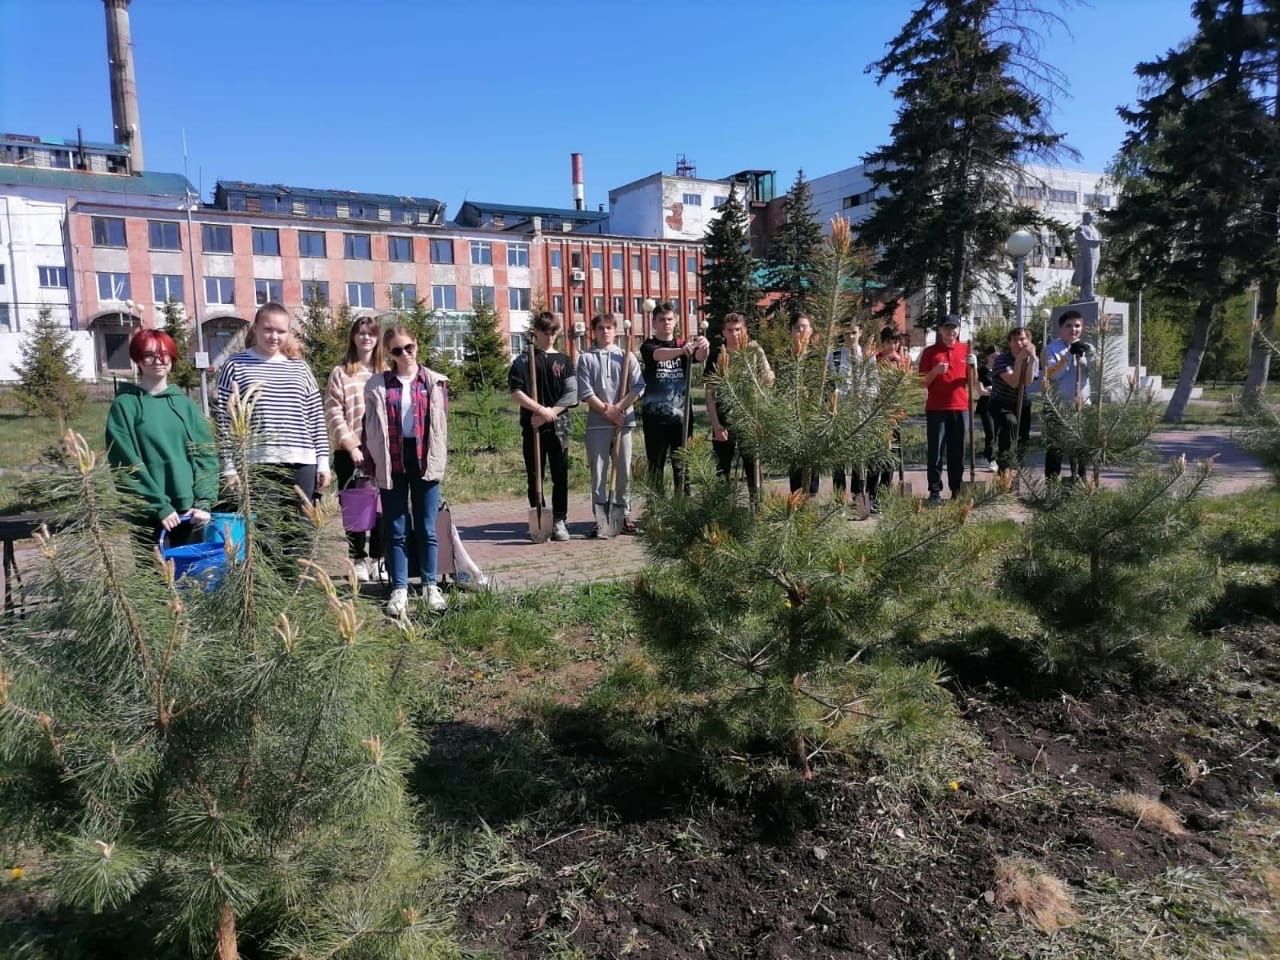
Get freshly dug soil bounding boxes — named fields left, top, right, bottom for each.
left=445, top=623, right=1280, bottom=958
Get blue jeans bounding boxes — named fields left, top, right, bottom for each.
left=382, top=442, right=441, bottom=588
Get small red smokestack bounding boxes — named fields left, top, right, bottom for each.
left=571, top=153, right=585, bottom=211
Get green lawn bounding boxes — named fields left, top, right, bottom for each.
left=0, top=401, right=111, bottom=512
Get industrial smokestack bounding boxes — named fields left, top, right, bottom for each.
left=571, top=153, right=584, bottom=211
left=103, top=0, right=144, bottom=172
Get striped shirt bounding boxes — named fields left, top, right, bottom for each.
left=324, top=364, right=374, bottom=454
left=215, top=350, right=330, bottom=472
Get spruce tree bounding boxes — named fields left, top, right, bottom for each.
left=14, top=305, right=86, bottom=429
left=635, top=217, right=999, bottom=779
left=766, top=170, right=824, bottom=321
left=298, top=297, right=351, bottom=385
left=160, top=298, right=199, bottom=392
left=1106, top=0, right=1280, bottom=422
left=0, top=398, right=456, bottom=958
left=460, top=300, right=508, bottom=391
left=858, top=0, right=1072, bottom=324
left=1002, top=317, right=1223, bottom=680
left=700, top=184, right=760, bottom=339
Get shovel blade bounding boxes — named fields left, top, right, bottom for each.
left=528, top=507, right=553, bottom=543
left=603, top=505, right=625, bottom=539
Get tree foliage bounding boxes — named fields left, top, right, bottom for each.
left=700, top=184, right=760, bottom=339
left=1104, top=0, right=1280, bottom=421
left=460, top=300, right=508, bottom=391
left=858, top=0, right=1073, bottom=325
left=297, top=298, right=352, bottom=386
left=13, top=305, right=86, bottom=429
left=160, top=298, right=199, bottom=392
left=0, top=399, right=456, bottom=958
left=765, top=170, right=824, bottom=321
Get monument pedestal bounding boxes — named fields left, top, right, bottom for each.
left=1049, top=298, right=1131, bottom=397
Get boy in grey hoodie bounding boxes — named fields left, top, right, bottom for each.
left=576, top=313, right=645, bottom=536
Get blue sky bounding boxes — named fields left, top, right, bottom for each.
left=1, top=0, right=1195, bottom=213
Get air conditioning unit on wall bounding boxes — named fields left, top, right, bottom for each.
left=570, top=269, right=585, bottom=282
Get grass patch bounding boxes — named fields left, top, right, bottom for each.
left=0, top=401, right=111, bottom=512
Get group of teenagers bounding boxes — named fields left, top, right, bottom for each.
left=509, top=301, right=1098, bottom=533
left=100, top=298, right=1096, bottom=617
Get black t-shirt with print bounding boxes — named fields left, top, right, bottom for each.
left=639, top=337, right=689, bottom=421
left=508, top=348, right=574, bottom=431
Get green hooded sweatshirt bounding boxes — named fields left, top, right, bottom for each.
left=105, top=383, right=219, bottom=523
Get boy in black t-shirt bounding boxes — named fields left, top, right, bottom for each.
left=639, top=302, right=709, bottom=494
left=508, top=312, right=578, bottom=541
left=990, top=326, right=1039, bottom=473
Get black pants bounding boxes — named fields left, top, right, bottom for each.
left=522, top=426, right=569, bottom=520
left=713, top=432, right=759, bottom=502
left=788, top=467, right=820, bottom=496
left=832, top=464, right=881, bottom=499
left=1043, top=408, right=1086, bottom=481
left=976, top=397, right=994, bottom=462
left=334, top=449, right=383, bottom=562
left=925, top=411, right=966, bottom=495
left=878, top=427, right=902, bottom=492
left=643, top=413, right=691, bottom=495
left=992, top=399, right=1032, bottom=471
left=259, top=462, right=319, bottom=567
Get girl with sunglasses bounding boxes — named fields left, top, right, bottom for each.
left=105, top=327, right=218, bottom=547
left=362, top=326, right=451, bottom=617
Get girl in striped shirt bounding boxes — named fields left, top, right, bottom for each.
left=324, top=316, right=383, bottom=581
left=215, top=303, right=330, bottom=539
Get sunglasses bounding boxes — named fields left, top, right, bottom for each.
left=390, top=343, right=417, bottom=357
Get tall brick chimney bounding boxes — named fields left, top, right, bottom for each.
left=103, top=0, right=144, bottom=171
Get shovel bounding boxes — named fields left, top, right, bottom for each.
left=854, top=464, right=872, bottom=520
left=526, top=341, right=554, bottom=543
left=893, top=428, right=915, bottom=499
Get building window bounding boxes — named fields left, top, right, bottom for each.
left=347, top=282, right=375, bottom=308
left=251, top=227, right=281, bottom=256
left=255, top=278, right=283, bottom=305
left=472, top=285, right=495, bottom=307
left=590, top=251, right=604, bottom=270
left=630, top=253, right=642, bottom=272
left=302, top=280, right=329, bottom=304
left=507, top=242, right=530, bottom=267
left=348, top=202, right=379, bottom=220
left=668, top=255, right=678, bottom=273
left=1014, top=184, right=1046, bottom=200
left=49, top=149, right=72, bottom=169
left=202, top=224, right=233, bottom=253
left=592, top=295, right=604, bottom=314
left=0, top=304, right=10, bottom=332
left=632, top=297, right=643, bottom=314
left=1084, top=192, right=1112, bottom=207
left=298, top=230, right=326, bottom=258
left=686, top=256, right=697, bottom=273
left=570, top=251, right=583, bottom=269
left=389, top=204, right=414, bottom=224
left=305, top=198, right=337, bottom=218
left=97, top=272, right=131, bottom=301
left=390, top=283, right=417, bottom=309
left=344, top=233, right=371, bottom=260
left=254, top=195, right=290, bottom=214
left=508, top=287, right=531, bottom=311
left=205, top=277, right=235, bottom=305
left=0, top=264, right=4, bottom=284
left=688, top=299, right=698, bottom=318
left=511, top=333, right=527, bottom=355
left=611, top=252, right=623, bottom=272
left=153, top=275, right=184, bottom=302
left=429, top=239, right=454, bottom=264
left=552, top=294, right=564, bottom=313
left=682, top=193, right=702, bottom=206
left=1048, top=188, right=1078, bottom=204
left=148, top=220, right=181, bottom=250
left=388, top=236, right=413, bottom=262
left=38, top=266, right=68, bottom=288
left=432, top=285, right=457, bottom=310
left=713, top=195, right=728, bottom=208
left=649, top=254, right=660, bottom=272
left=469, top=240, right=492, bottom=265
left=92, top=216, right=127, bottom=247
left=227, top=193, right=247, bottom=212
left=550, top=250, right=562, bottom=268
left=612, top=296, right=624, bottom=313
left=572, top=295, right=584, bottom=314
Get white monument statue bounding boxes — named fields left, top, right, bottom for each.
left=1072, top=211, right=1102, bottom=302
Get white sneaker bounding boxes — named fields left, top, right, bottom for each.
left=425, top=584, right=447, bottom=613
left=551, top=520, right=570, bottom=542
left=386, top=587, right=408, bottom=618
left=353, top=559, right=371, bottom=583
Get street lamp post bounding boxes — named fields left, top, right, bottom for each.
left=181, top=192, right=210, bottom=415
left=1005, top=230, right=1035, bottom=332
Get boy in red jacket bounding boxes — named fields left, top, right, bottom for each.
left=917, top=317, right=973, bottom=504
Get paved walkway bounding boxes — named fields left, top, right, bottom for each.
left=3, top=428, right=1270, bottom=599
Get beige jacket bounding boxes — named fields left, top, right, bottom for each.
left=362, top=367, right=450, bottom=487
left=324, top=364, right=373, bottom=454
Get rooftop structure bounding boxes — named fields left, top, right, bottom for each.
left=454, top=200, right=608, bottom=233
left=213, top=180, right=446, bottom=226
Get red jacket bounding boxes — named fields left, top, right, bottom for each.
left=919, top=341, right=971, bottom=412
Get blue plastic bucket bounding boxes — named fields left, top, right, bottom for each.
left=159, top=516, right=227, bottom=590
